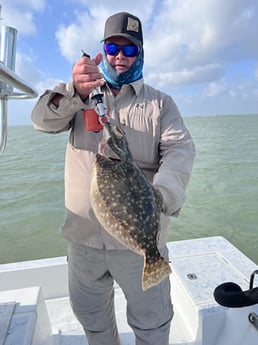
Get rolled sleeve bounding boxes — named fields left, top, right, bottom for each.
left=31, top=81, right=87, bottom=133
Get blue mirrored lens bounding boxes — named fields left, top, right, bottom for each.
left=104, top=43, right=139, bottom=57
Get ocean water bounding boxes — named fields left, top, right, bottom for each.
left=0, top=115, right=257, bottom=265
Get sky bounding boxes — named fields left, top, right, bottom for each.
left=0, top=0, right=258, bottom=126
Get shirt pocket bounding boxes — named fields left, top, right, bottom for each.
left=122, top=103, right=160, bottom=168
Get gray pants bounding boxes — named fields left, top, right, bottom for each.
left=68, top=241, right=173, bottom=345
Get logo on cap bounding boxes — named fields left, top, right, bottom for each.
left=127, top=17, right=139, bottom=33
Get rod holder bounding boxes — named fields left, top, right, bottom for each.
left=0, top=25, right=17, bottom=94
left=0, top=7, right=38, bottom=157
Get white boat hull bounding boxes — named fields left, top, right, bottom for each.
left=0, top=236, right=257, bottom=345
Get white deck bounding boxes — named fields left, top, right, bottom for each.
left=0, top=236, right=258, bottom=345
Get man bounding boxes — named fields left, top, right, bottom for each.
left=31, top=11, right=195, bottom=345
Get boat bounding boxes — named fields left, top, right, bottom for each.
left=0, top=236, right=257, bottom=345
left=0, top=8, right=257, bottom=345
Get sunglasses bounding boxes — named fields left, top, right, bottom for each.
left=104, top=43, right=139, bottom=57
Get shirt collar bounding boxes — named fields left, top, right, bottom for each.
left=129, top=78, right=144, bottom=96
left=103, top=77, right=144, bottom=96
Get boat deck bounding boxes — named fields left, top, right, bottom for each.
left=45, top=286, right=193, bottom=345
left=44, top=236, right=257, bottom=345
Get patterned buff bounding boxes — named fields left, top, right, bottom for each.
left=99, top=47, right=144, bottom=89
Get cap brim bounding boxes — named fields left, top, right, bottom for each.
left=102, top=33, right=141, bottom=46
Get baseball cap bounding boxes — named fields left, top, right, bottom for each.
left=103, top=12, right=143, bottom=46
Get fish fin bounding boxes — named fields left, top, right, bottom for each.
left=142, top=255, right=172, bottom=291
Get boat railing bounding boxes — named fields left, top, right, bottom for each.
left=0, top=12, right=38, bottom=157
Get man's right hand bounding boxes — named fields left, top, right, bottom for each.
left=72, top=53, right=104, bottom=100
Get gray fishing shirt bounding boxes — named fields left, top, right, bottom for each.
left=31, top=78, right=196, bottom=250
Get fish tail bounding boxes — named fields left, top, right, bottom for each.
left=142, top=254, right=172, bottom=291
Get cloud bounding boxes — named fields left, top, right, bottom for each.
left=1, top=0, right=258, bottom=120
left=55, top=6, right=109, bottom=62
left=204, top=81, right=228, bottom=97
left=150, top=1, right=257, bottom=87
left=0, top=0, right=45, bottom=35
left=255, top=65, right=258, bottom=80
left=145, top=64, right=224, bottom=87
left=16, top=52, right=65, bottom=95
left=15, top=53, right=41, bottom=86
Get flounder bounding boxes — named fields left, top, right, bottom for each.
left=90, top=122, right=172, bottom=290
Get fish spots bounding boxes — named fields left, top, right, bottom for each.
left=90, top=124, right=171, bottom=290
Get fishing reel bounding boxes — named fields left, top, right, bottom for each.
left=81, top=50, right=109, bottom=132
left=83, top=87, right=109, bottom=132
